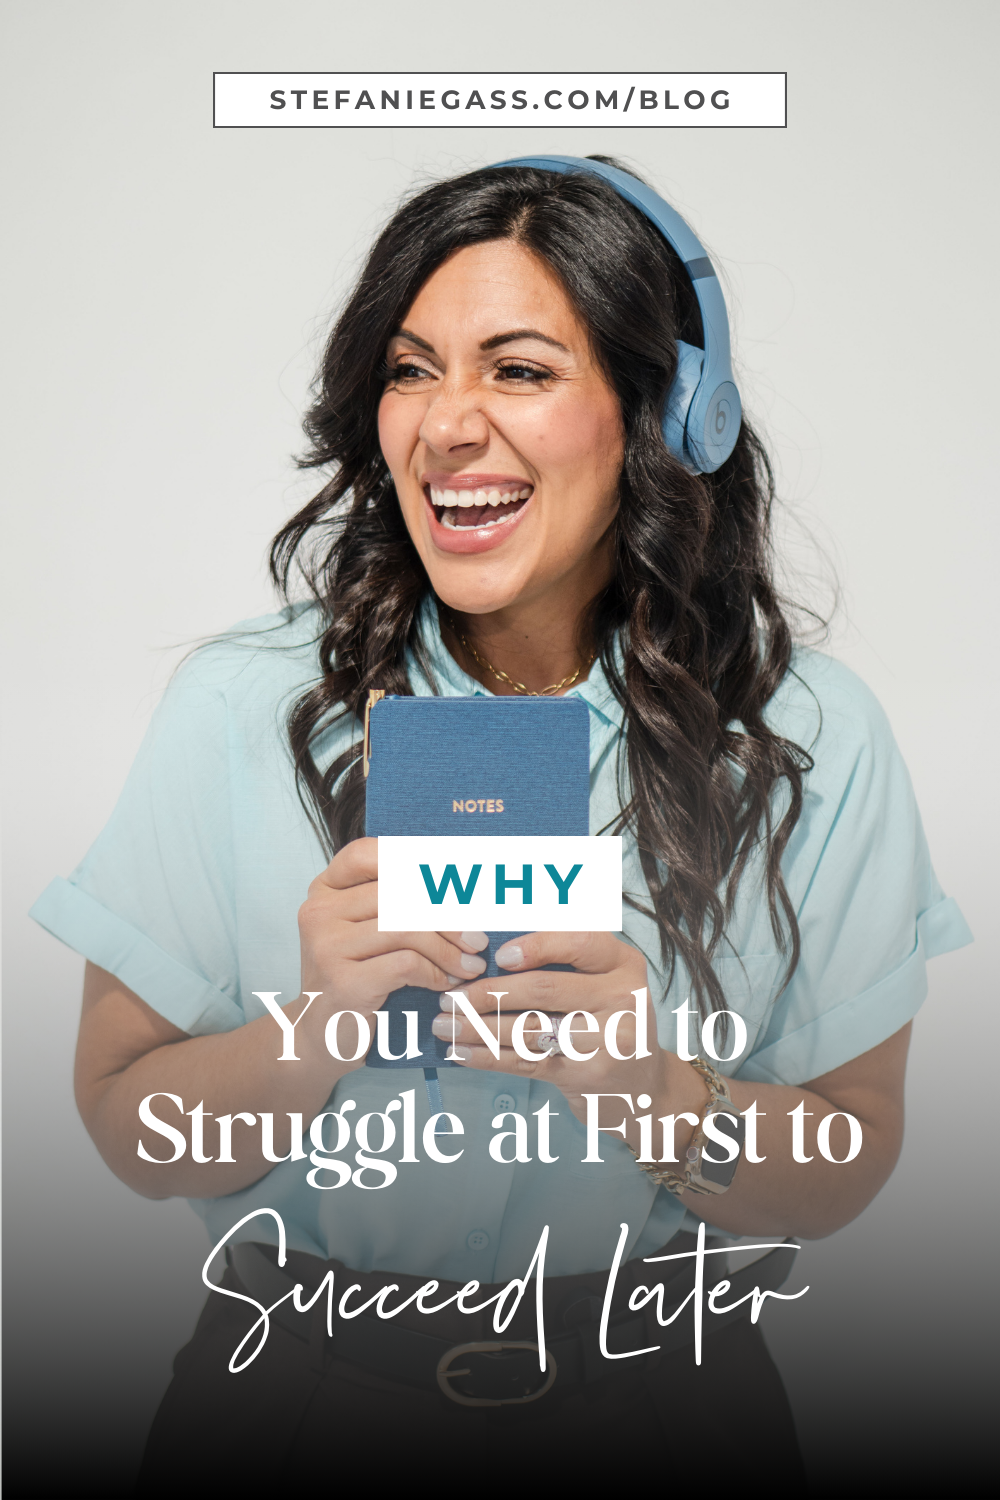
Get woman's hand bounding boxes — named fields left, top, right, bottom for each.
left=299, top=837, right=488, bottom=1033
left=430, top=931, right=708, bottom=1131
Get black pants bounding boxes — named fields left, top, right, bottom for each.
left=137, top=1245, right=805, bottom=1492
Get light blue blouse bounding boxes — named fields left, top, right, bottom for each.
left=31, top=602, right=971, bottom=1278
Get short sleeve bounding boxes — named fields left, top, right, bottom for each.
left=30, top=656, right=245, bottom=1036
left=737, top=654, right=972, bottom=1086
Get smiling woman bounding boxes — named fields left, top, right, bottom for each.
left=30, top=156, right=971, bottom=1489
left=275, top=159, right=812, bottom=1022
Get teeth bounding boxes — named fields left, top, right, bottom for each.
left=429, top=484, right=532, bottom=509
left=441, top=510, right=513, bottom=531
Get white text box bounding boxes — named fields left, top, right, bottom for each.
left=214, top=74, right=786, bottom=129
left=377, top=836, right=623, bottom=931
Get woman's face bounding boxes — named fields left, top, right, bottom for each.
left=378, top=240, right=624, bottom=618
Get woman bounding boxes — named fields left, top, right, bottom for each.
left=32, top=157, right=970, bottom=1485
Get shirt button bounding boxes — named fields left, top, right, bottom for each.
left=493, top=1094, right=517, bottom=1112
left=466, top=1229, right=490, bottom=1252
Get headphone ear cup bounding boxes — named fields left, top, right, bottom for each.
left=661, top=340, right=705, bottom=471
left=686, top=379, right=742, bottom=474
left=662, top=344, right=742, bottom=474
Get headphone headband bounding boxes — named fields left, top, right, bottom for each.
left=488, top=155, right=741, bottom=473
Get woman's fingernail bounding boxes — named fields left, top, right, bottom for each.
left=444, top=975, right=459, bottom=986
left=432, top=1015, right=461, bottom=1040
left=461, top=931, right=489, bottom=951
left=439, top=993, right=458, bottom=1011
left=451, top=1045, right=472, bottom=1062
left=495, top=944, right=524, bottom=968
left=460, top=953, right=487, bottom=974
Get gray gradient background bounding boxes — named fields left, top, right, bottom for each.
left=3, top=0, right=997, bottom=1491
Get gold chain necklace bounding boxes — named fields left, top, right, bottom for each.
left=446, top=615, right=595, bottom=697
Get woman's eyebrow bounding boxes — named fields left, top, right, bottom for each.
left=480, top=329, right=570, bottom=353
left=393, top=328, right=436, bottom=352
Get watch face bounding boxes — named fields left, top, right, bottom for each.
left=697, top=1110, right=745, bottom=1191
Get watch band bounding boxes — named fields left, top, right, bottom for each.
left=626, top=1056, right=745, bottom=1197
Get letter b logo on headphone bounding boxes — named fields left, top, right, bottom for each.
left=695, top=383, right=740, bottom=469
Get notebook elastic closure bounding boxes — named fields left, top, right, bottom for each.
left=363, top=689, right=385, bottom=779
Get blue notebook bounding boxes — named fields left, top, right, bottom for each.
left=364, top=694, right=591, bottom=1073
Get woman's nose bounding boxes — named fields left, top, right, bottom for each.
left=418, top=379, right=490, bottom=455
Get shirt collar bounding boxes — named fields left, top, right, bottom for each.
left=410, top=595, right=624, bottom=729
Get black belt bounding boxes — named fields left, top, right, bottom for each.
left=229, top=1236, right=798, bottom=1408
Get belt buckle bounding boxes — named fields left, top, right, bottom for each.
left=436, top=1341, right=558, bottom=1407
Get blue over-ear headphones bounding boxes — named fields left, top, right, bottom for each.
left=490, top=155, right=741, bottom=474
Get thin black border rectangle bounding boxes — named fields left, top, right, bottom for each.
left=212, top=71, right=787, bottom=129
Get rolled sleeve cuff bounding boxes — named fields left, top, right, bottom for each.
left=29, top=877, right=245, bottom=1037
left=739, top=896, right=973, bottom=1086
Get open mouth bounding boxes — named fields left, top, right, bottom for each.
left=426, top=482, right=533, bottom=531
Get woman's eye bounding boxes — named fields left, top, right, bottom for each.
left=389, top=360, right=432, bottom=383
left=494, top=362, right=551, bottom=384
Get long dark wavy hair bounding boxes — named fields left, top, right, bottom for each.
left=270, top=157, right=813, bottom=1014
